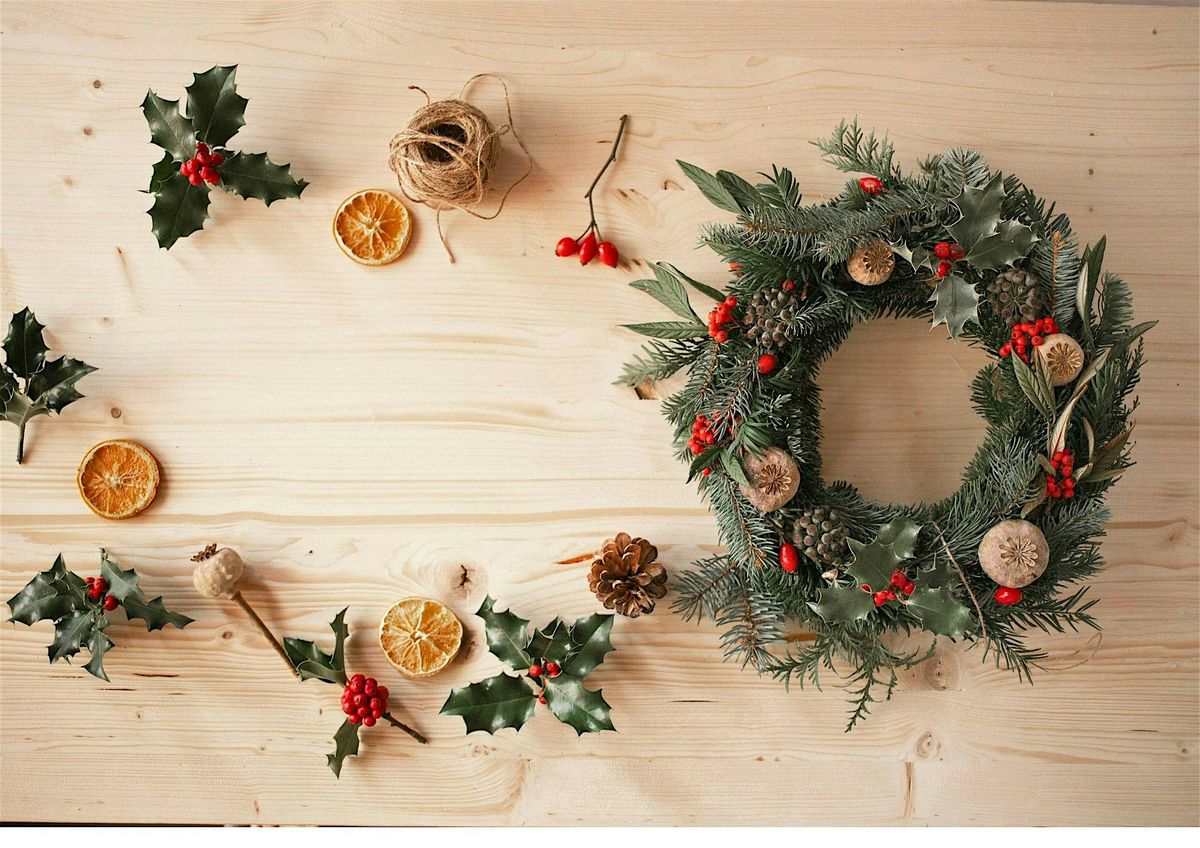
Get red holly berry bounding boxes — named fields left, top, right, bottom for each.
left=948, top=243, right=965, bottom=261
left=196, top=149, right=212, bottom=166
left=902, top=581, right=915, bottom=595
left=537, top=691, right=547, bottom=704
left=376, top=685, right=389, bottom=700
left=1030, top=335, right=1044, bottom=346
left=999, top=343, right=1011, bottom=357
left=209, top=152, right=224, bottom=167
left=994, top=586, right=1023, bottom=606
left=701, top=467, right=712, bottom=477
left=364, top=678, right=377, bottom=696
left=102, top=595, right=118, bottom=611
left=528, top=663, right=543, bottom=678
left=782, top=280, right=795, bottom=291
left=757, top=353, right=778, bottom=375
left=873, top=590, right=890, bottom=607
left=180, top=160, right=195, bottom=176
left=200, top=166, right=220, bottom=184
left=936, top=261, right=951, bottom=278
left=860, top=584, right=872, bottom=593
left=597, top=241, right=619, bottom=267
left=347, top=714, right=361, bottom=725
left=890, top=571, right=907, bottom=589
left=578, top=232, right=598, bottom=265
left=545, top=662, right=561, bottom=678
left=555, top=236, right=578, bottom=257
left=933, top=242, right=952, bottom=259
left=362, top=715, right=376, bottom=727
left=349, top=673, right=365, bottom=691
left=188, top=173, right=204, bottom=187
left=714, top=329, right=729, bottom=344
left=859, top=176, right=884, bottom=195
left=779, top=542, right=799, bottom=574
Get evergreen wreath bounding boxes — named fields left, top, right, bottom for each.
left=620, top=122, right=1155, bottom=728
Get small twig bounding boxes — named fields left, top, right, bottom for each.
left=383, top=711, right=429, bottom=745
left=232, top=591, right=299, bottom=678
left=931, top=519, right=988, bottom=641
left=577, top=114, right=629, bottom=242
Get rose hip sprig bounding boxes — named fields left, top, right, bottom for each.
left=554, top=115, right=629, bottom=268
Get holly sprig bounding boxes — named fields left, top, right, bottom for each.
left=1, top=307, right=97, bottom=464
left=142, top=65, right=308, bottom=249
left=440, top=596, right=617, bottom=736
left=5, top=550, right=193, bottom=681
left=282, top=608, right=426, bottom=778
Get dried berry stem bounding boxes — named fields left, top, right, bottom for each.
left=576, top=114, right=629, bottom=243
left=383, top=711, right=429, bottom=744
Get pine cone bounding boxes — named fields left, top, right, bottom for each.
left=740, top=285, right=799, bottom=352
left=986, top=268, right=1046, bottom=325
left=792, top=506, right=849, bottom=568
left=588, top=533, right=668, bottom=618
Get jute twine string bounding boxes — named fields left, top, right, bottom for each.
left=387, top=73, right=532, bottom=262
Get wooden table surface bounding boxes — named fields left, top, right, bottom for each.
left=2, top=0, right=1197, bottom=827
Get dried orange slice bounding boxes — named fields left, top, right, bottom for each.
left=333, top=189, right=412, bottom=265
left=77, top=439, right=160, bottom=520
left=379, top=597, right=463, bottom=678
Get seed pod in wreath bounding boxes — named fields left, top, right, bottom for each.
left=978, top=519, right=1050, bottom=588
left=846, top=239, right=895, bottom=286
left=741, top=286, right=800, bottom=351
left=985, top=268, right=1047, bottom=325
left=1037, top=333, right=1085, bottom=386
left=739, top=447, right=800, bottom=512
left=588, top=533, right=668, bottom=617
left=793, top=506, right=850, bottom=568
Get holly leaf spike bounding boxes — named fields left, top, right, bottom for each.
left=6, top=554, right=77, bottom=625
left=100, top=550, right=192, bottom=632
left=2, top=307, right=48, bottom=379
left=218, top=151, right=308, bottom=206
left=83, top=623, right=115, bottom=681
left=99, top=549, right=141, bottom=601
left=140, top=90, right=196, bottom=162
left=905, top=586, right=973, bottom=639
left=542, top=674, right=615, bottom=735
left=440, top=673, right=538, bottom=735
left=185, top=65, right=247, bottom=148
left=282, top=607, right=348, bottom=685
left=874, top=517, right=921, bottom=561
left=148, top=171, right=211, bottom=249
left=476, top=595, right=532, bottom=669
left=929, top=274, right=981, bottom=341
left=808, top=584, right=874, bottom=624
left=563, top=613, right=614, bottom=677
left=147, top=152, right=179, bottom=193
left=946, top=173, right=1037, bottom=270
left=48, top=609, right=96, bottom=663
left=326, top=718, right=361, bottom=778
left=526, top=617, right=574, bottom=664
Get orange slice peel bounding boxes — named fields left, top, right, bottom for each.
left=77, top=439, right=160, bottom=520
left=379, top=597, right=463, bottom=678
left=333, top=189, right=412, bottom=266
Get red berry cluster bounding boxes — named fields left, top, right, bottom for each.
left=84, top=576, right=119, bottom=611
left=555, top=232, right=618, bottom=268
left=998, top=316, right=1060, bottom=364
left=527, top=659, right=561, bottom=704
left=707, top=296, right=738, bottom=343
left=1045, top=449, right=1077, bottom=499
left=932, top=241, right=965, bottom=279
left=179, top=141, right=223, bottom=187
left=859, top=176, right=885, bottom=195
left=340, top=673, right=389, bottom=727
left=687, top=414, right=719, bottom=457
left=861, top=570, right=916, bottom=607
left=994, top=586, right=1023, bottom=606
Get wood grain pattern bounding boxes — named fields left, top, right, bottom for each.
left=1, top=0, right=1197, bottom=826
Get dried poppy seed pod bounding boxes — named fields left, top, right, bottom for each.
left=191, top=544, right=245, bottom=598
left=739, top=447, right=800, bottom=513
left=978, top=519, right=1050, bottom=588
left=1037, top=333, right=1085, bottom=386
left=847, top=238, right=895, bottom=286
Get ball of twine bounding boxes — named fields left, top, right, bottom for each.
left=387, top=74, right=531, bottom=261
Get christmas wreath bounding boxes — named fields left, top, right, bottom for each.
left=620, top=122, right=1155, bottom=727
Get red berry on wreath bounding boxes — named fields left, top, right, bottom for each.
left=714, top=329, right=729, bottom=344
left=555, top=236, right=578, bottom=257
left=890, top=570, right=907, bottom=588
left=757, top=353, right=778, bottom=374
left=859, top=176, right=884, bottom=195
left=994, top=586, right=1023, bottom=606
left=903, top=580, right=915, bottom=595
left=545, top=661, right=561, bottom=678
left=597, top=241, right=619, bottom=267
left=948, top=243, right=964, bottom=261
left=782, top=279, right=795, bottom=291
left=873, top=590, right=890, bottom=607
left=936, top=261, right=951, bottom=278
left=933, top=242, right=952, bottom=259
left=729, top=261, right=741, bottom=272
left=528, top=663, right=543, bottom=678
left=578, top=231, right=598, bottom=265
left=102, top=595, right=118, bottom=611
left=779, top=542, right=799, bottom=574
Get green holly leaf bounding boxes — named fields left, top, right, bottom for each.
left=905, top=586, right=973, bottom=639
left=99, top=550, right=141, bottom=601
left=141, top=90, right=196, bottom=162
left=476, top=596, right=531, bottom=669
left=630, top=265, right=702, bottom=323
left=2, top=309, right=96, bottom=463
left=148, top=171, right=211, bottom=249
left=3, top=307, right=48, bottom=378
left=326, top=719, right=361, bottom=778
left=892, top=241, right=932, bottom=272
left=946, top=173, right=1036, bottom=270
left=562, top=613, right=614, bottom=677
left=49, top=609, right=96, bottom=663
left=808, top=584, right=874, bottom=624
left=121, top=596, right=194, bottom=632
left=440, top=673, right=537, bottom=735
left=283, top=607, right=348, bottom=685
left=218, top=151, right=308, bottom=206
left=526, top=618, right=574, bottom=663
left=846, top=540, right=902, bottom=593
left=83, top=622, right=115, bottom=682
left=185, top=65, right=247, bottom=147
left=147, top=152, right=179, bottom=193
left=918, top=554, right=958, bottom=589
left=929, top=274, right=980, bottom=341
left=6, top=554, right=78, bottom=625
left=875, top=517, right=921, bottom=561
left=542, top=674, right=615, bottom=735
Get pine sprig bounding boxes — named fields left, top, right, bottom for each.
left=619, top=123, right=1153, bottom=728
